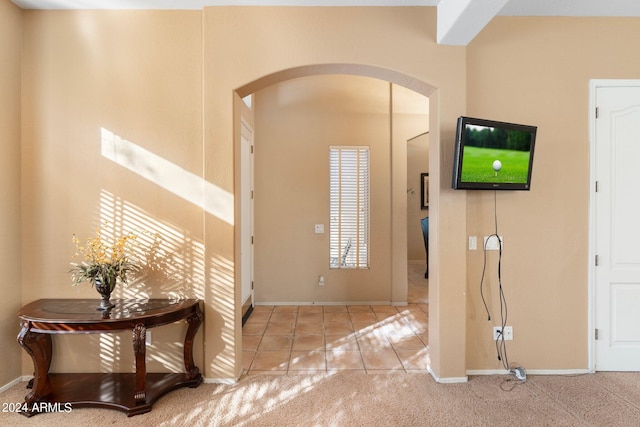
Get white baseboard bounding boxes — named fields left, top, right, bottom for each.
left=434, top=376, right=469, bottom=384
left=203, top=377, right=237, bottom=385
left=408, top=367, right=593, bottom=383
left=466, top=369, right=510, bottom=376
left=0, top=377, right=25, bottom=393
left=526, top=369, right=593, bottom=375
left=466, top=369, right=593, bottom=376
left=428, top=366, right=468, bottom=383
left=254, top=301, right=392, bottom=306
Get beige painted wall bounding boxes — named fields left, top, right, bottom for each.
left=13, top=6, right=624, bottom=384
left=407, top=132, right=429, bottom=262
left=397, top=84, right=430, bottom=262
left=0, top=0, right=23, bottom=388
left=20, top=10, right=204, bottom=374
left=465, top=17, right=640, bottom=371
left=253, top=75, right=432, bottom=304
left=26, top=7, right=640, bottom=384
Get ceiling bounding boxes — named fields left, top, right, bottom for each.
left=10, top=0, right=640, bottom=45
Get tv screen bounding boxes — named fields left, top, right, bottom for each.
left=452, top=116, right=537, bottom=190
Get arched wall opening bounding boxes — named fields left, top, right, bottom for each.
left=235, top=64, right=437, bottom=99
left=231, top=63, right=449, bottom=379
left=236, top=68, right=430, bottom=306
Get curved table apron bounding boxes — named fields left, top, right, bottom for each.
left=17, top=299, right=203, bottom=417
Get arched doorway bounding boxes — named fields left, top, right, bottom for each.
left=235, top=65, right=435, bottom=307
left=233, top=65, right=440, bottom=375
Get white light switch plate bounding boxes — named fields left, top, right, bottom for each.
left=469, top=236, right=477, bottom=250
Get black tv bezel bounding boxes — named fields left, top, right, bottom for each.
left=451, top=116, right=537, bottom=191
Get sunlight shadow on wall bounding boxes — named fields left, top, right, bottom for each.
left=93, top=191, right=206, bottom=372
left=100, top=128, right=234, bottom=225
left=99, top=128, right=236, bottom=377
left=98, top=333, right=123, bottom=373
left=207, top=252, right=236, bottom=379
left=99, top=190, right=205, bottom=300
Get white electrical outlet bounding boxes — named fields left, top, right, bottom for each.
left=493, top=326, right=513, bottom=340
left=484, top=235, right=503, bottom=251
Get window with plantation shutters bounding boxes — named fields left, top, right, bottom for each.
left=329, top=146, right=370, bottom=269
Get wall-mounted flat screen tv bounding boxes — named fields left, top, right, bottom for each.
left=452, top=116, right=537, bottom=190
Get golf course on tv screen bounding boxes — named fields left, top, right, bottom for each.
left=461, top=125, right=532, bottom=184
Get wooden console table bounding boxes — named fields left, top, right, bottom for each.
left=17, top=298, right=203, bottom=417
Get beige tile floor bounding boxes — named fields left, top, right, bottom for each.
left=243, top=265, right=429, bottom=374
left=408, top=262, right=429, bottom=304
left=243, top=304, right=429, bottom=374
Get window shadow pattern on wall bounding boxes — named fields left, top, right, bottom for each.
left=95, top=128, right=235, bottom=377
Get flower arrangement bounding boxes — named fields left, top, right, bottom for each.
left=70, top=227, right=139, bottom=292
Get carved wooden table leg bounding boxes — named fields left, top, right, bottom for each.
left=17, top=321, right=53, bottom=416
left=184, top=304, right=203, bottom=382
left=132, top=323, right=147, bottom=403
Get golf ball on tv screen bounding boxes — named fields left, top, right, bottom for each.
left=492, top=160, right=502, bottom=172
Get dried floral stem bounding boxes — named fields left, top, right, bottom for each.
left=69, top=226, right=139, bottom=289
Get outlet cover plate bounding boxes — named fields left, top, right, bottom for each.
left=484, top=235, right=503, bottom=251
left=493, top=326, right=513, bottom=340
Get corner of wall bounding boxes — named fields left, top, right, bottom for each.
left=0, top=0, right=24, bottom=388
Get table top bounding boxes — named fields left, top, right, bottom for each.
left=18, top=299, right=200, bottom=325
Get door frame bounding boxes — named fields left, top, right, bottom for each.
left=588, top=79, right=640, bottom=371
left=235, top=93, right=255, bottom=324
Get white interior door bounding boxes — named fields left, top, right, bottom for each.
left=239, top=96, right=255, bottom=313
left=593, top=81, right=640, bottom=370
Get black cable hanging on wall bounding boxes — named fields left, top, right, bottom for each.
left=479, top=191, right=526, bottom=383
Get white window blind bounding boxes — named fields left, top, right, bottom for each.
left=329, top=146, right=370, bottom=269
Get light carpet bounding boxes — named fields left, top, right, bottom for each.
left=2, top=372, right=640, bottom=426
